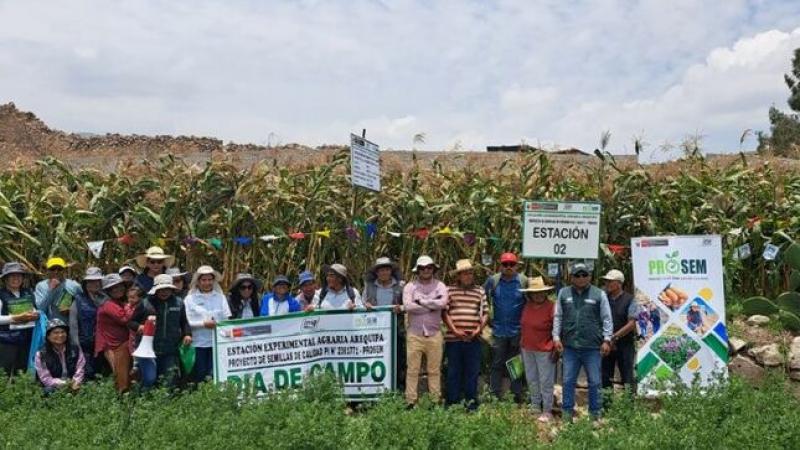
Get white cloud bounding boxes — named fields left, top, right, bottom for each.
left=0, top=0, right=799, bottom=157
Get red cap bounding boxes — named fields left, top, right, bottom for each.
left=500, top=253, right=518, bottom=264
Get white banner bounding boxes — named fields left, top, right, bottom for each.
left=631, top=235, right=728, bottom=394
left=350, top=134, right=381, bottom=192
left=522, top=201, right=601, bottom=259
left=214, top=309, right=396, bottom=400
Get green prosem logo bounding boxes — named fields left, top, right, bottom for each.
left=648, top=251, right=707, bottom=275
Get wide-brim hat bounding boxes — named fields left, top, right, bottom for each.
left=1, top=262, right=29, bottom=279
left=135, top=246, right=175, bottom=269
left=165, top=267, right=189, bottom=278
left=82, top=267, right=104, bottom=282
left=190, top=265, right=222, bottom=289
left=326, top=264, right=349, bottom=280
left=101, top=274, right=126, bottom=292
left=148, top=274, right=178, bottom=295
left=412, top=255, right=439, bottom=272
left=370, top=257, right=398, bottom=274
left=449, top=259, right=475, bottom=276
left=230, top=273, right=262, bottom=293
left=519, top=276, right=554, bottom=293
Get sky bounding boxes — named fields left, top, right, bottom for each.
left=1, top=0, right=800, bottom=162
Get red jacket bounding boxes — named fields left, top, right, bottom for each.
left=95, top=298, right=133, bottom=356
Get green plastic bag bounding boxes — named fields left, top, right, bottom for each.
left=179, top=344, right=196, bottom=375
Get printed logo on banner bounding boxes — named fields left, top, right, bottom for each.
left=354, top=315, right=378, bottom=328
left=302, top=318, right=319, bottom=330
left=648, top=251, right=708, bottom=276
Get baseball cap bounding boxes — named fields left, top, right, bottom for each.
left=570, top=262, right=590, bottom=276
left=499, top=253, right=518, bottom=264
left=601, top=269, right=625, bottom=282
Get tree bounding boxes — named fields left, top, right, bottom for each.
left=759, top=48, right=800, bottom=156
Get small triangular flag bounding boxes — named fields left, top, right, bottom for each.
left=87, top=240, right=105, bottom=259
left=435, top=226, right=453, bottom=236
left=388, top=232, right=402, bottom=237
left=315, top=230, right=331, bottom=238
left=260, top=234, right=281, bottom=242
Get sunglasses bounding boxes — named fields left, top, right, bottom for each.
left=418, top=265, right=435, bottom=271
left=239, top=284, right=254, bottom=290
left=573, top=272, right=590, bottom=278
left=501, top=262, right=517, bottom=268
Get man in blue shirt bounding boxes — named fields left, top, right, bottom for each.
left=484, top=252, right=526, bottom=402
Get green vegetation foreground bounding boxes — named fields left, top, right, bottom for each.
left=1, top=373, right=798, bottom=449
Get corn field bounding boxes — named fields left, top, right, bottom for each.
left=0, top=151, right=797, bottom=298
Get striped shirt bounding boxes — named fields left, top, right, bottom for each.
left=445, top=285, right=486, bottom=341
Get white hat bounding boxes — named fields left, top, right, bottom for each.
left=82, top=267, right=104, bottom=282
left=601, top=269, right=625, bottom=283
left=412, top=255, right=438, bottom=272
left=190, top=265, right=222, bottom=290
left=135, top=246, right=175, bottom=269
left=148, top=274, right=177, bottom=295
left=327, top=264, right=349, bottom=280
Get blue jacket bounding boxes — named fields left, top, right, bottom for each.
left=484, top=274, right=525, bottom=337
left=259, top=292, right=301, bottom=317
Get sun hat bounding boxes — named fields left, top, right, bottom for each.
left=499, top=253, right=519, bottom=264
left=82, top=267, right=104, bottom=282
left=297, top=271, right=315, bottom=286
left=118, top=265, right=138, bottom=276
left=101, top=273, right=126, bottom=292
left=519, top=276, right=554, bottom=293
left=570, top=262, right=590, bottom=276
left=272, top=275, right=290, bottom=287
left=601, top=269, right=625, bottom=283
left=1, top=262, right=29, bottom=279
left=135, top=246, right=175, bottom=268
left=450, top=259, right=475, bottom=276
left=230, top=273, right=262, bottom=293
left=412, top=255, right=438, bottom=272
left=165, top=267, right=188, bottom=278
left=327, top=264, right=349, bottom=280
left=190, top=265, right=222, bottom=289
left=46, top=318, right=68, bottom=335
left=45, top=257, right=67, bottom=269
left=148, top=274, right=178, bottom=295
left=370, top=257, right=398, bottom=273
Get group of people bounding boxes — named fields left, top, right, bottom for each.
left=0, top=246, right=640, bottom=423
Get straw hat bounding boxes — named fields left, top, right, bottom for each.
left=135, top=246, right=175, bottom=268
left=449, top=259, right=475, bottom=276
left=519, top=276, right=554, bottom=293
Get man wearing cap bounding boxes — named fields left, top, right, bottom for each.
left=260, top=275, right=302, bottom=316
left=68, top=267, right=108, bottom=380
left=443, top=259, right=488, bottom=410
left=311, top=264, right=363, bottom=310
left=553, top=263, right=613, bottom=422
left=228, top=273, right=262, bottom=319
left=0, top=262, right=39, bottom=376
left=294, top=271, right=319, bottom=309
left=95, top=274, right=134, bottom=392
left=35, top=257, right=82, bottom=323
left=402, top=255, right=448, bottom=405
left=601, top=269, right=639, bottom=398
left=484, top=252, right=527, bottom=402
left=134, top=246, right=175, bottom=294
left=129, top=274, right=192, bottom=388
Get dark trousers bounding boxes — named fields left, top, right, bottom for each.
left=490, top=335, right=524, bottom=402
left=445, top=340, right=482, bottom=410
left=156, top=353, right=180, bottom=387
left=0, top=341, right=30, bottom=376
left=191, top=347, right=214, bottom=383
left=601, top=340, right=636, bottom=394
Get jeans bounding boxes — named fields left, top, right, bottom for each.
left=138, top=357, right=157, bottom=389
left=521, top=350, right=556, bottom=413
left=445, top=340, right=482, bottom=409
left=562, top=346, right=603, bottom=417
left=191, top=347, right=214, bottom=383
left=490, top=335, right=523, bottom=402
left=601, top=340, right=636, bottom=395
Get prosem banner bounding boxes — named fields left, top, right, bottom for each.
left=214, top=309, right=396, bottom=400
left=631, top=235, right=728, bottom=394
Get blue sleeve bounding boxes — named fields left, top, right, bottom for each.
left=289, top=299, right=301, bottom=313
left=259, top=294, right=270, bottom=316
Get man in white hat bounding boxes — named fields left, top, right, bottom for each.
left=134, top=246, right=175, bottom=294
left=129, top=274, right=191, bottom=388
left=443, top=259, right=487, bottom=410
left=401, top=255, right=448, bottom=406
left=601, top=269, right=639, bottom=399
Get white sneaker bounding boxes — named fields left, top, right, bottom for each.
left=537, top=413, right=553, bottom=423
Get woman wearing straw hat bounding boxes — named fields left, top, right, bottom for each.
left=95, top=274, right=134, bottom=393
left=0, top=262, right=39, bottom=376
left=443, top=259, right=488, bottom=410
left=519, top=276, right=557, bottom=422
left=184, top=265, right=231, bottom=382
left=134, top=246, right=175, bottom=294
